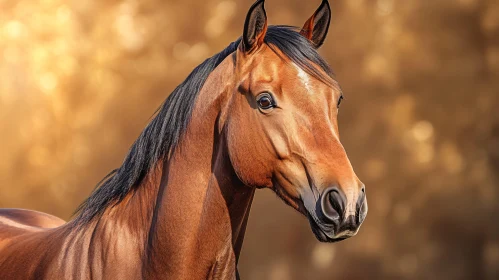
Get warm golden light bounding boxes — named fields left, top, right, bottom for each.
left=0, top=0, right=498, bottom=279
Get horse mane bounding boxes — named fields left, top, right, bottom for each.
left=73, top=26, right=334, bottom=226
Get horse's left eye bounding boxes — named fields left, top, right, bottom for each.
left=337, top=95, right=344, bottom=109
left=257, top=93, right=275, bottom=110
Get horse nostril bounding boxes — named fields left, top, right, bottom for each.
left=321, top=187, right=345, bottom=223
left=356, top=188, right=368, bottom=224
left=357, top=190, right=366, bottom=208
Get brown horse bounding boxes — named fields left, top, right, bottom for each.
left=0, top=0, right=367, bottom=279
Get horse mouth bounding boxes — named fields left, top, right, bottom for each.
left=306, top=212, right=356, bottom=243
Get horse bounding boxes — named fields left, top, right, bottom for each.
left=0, top=0, right=367, bottom=279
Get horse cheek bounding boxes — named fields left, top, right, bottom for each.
left=226, top=118, right=273, bottom=189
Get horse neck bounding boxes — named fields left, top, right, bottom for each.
left=146, top=56, right=255, bottom=276
left=79, top=55, right=255, bottom=277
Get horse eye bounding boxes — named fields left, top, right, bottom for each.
left=337, top=95, right=344, bottom=109
left=257, top=93, right=275, bottom=110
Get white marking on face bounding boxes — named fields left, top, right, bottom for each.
left=293, top=64, right=340, bottom=140
left=294, top=64, right=313, bottom=93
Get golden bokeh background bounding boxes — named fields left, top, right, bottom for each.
left=1, top=0, right=499, bottom=279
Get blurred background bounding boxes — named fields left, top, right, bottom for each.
left=1, top=0, right=498, bottom=279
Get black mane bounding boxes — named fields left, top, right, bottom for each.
left=73, top=26, right=334, bottom=225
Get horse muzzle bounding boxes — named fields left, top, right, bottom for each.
left=306, top=186, right=368, bottom=243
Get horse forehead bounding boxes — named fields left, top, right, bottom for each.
left=245, top=49, right=334, bottom=101
left=250, top=51, right=285, bottom=76
left=285, top=67, right=333, bottom=102
left=290, top=64, right=326, bottom=96
left=261, top=52, right=330, bottom=91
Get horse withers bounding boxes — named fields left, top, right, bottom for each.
left=0, top=0, right=367, bottom=279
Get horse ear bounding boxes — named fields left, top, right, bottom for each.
left=300, top=0, right=331, bottom=48
left=241, top=0, right=268, bottom=53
